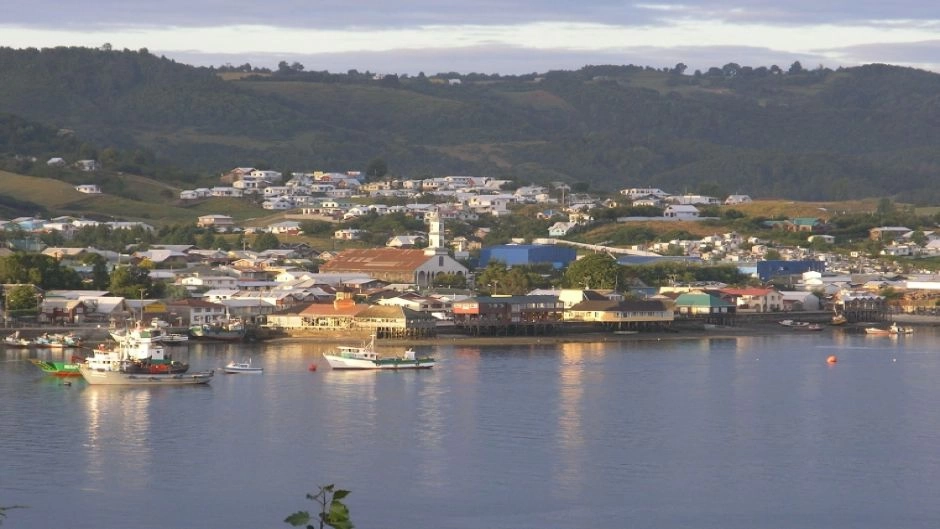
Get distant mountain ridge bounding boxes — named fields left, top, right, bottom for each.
left=1, top=47, right=939, bottom=203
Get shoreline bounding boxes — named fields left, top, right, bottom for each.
left=269, top=322, right=856, bottom=347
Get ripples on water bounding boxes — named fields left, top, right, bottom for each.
left=3, top=333, right=940, bottom=528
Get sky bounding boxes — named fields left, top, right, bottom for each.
left=2, top=1, right=940, bottom=75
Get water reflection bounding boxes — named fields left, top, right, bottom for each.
left=82, top=387, right=153, bottom=491
left=554, top=343, right=587, bottom=494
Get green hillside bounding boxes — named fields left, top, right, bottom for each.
left=0, top=170, right=262, bottom=224
left=1, top=47, right=940, bottom=203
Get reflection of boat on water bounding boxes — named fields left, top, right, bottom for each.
left=323, top=335, right=435, bottom=370
left=189, top=320, right=246, bottom=341
left=223, top=358, right=263, bottom=374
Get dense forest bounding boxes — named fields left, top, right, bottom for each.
left=1, top=46, right=940, bottom=202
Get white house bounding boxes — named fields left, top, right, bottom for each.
left=74, top=184, right=102, bottom=194
left=210, top=187, right=243, bottom=198
left=724, top=194, right=752, bottom=205
left=670, top=194, right=721, bottom=205
left=267, top=221, right=302, bottom=234
left=334, top=228, right=364, bottom=240
left=620, top=187, right=670, bottom=199
left=197, top=215, right=235, bottom=230
left=74, top=160, right=99, bottom=172
left=249, top=170, right=283, bottom=183
left=664, top=205, right=700, bottom=219
left=548, top=222, right=578, bottom=237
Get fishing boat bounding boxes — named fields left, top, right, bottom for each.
left=890, top=323, right=914, bottom=334
left=29, top=356, right=85, bottom=377
left=865, top=323, right=914, bottom=335
left=85, top=331, right=189, bottom=375
left=159, top=333, right=190, bottom=344
left=78, top=339, right=205, bottom=385
left=223, top=358, right=263, bottom=374
left=323, top=335, right=435, bottom=370
left=34, top=332, right=83, bottom=349
left=189, top=319, right=246, bottom=341
left=3, top=331, right=33, bottom=348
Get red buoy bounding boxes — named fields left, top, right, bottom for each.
left=308, top=363, right=318, bottom=372
left=827, top=355, right=838, bottom=364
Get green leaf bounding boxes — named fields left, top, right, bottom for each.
left=323, top=500, right=353, bottom=529
left=331, top=489, right=351, bottom=500
left=283, top=511, right=311, bottom=526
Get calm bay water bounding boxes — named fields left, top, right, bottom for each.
left=3, top=330, right=940, bottom=529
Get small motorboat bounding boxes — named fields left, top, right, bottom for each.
left=3, top=331, right=32, bottom=348
left=223, top=359, right=263, bottom=374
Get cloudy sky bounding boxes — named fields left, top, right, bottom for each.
left=3, top=1, right=939, bottom=74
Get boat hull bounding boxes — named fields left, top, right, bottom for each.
left=30, top=359, right=83, bottom=377
left=223, top=362, right=263, bottom=374
left=323, top=354, right=435, bottom=370
left=79, top=365, right=214, bottom=385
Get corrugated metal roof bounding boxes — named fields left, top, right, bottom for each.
left=319, top=248, right=431, bottom=273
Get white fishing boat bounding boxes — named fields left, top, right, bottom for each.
left=159, top=333, right=190, bottom=344
left=78, top=331, right=197, bottom=385
left=223, top=358, right=263, bottom=374
left=322, top=335, right=435, bottom=370
left=3, top=331, right=32, bottom=348
left=865, top=323, right=914, bottom=335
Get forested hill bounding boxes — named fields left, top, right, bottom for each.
left=1, top=46, right=940, bottom=203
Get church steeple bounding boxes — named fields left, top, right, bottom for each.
left=425, top=211, right=448, bottom=256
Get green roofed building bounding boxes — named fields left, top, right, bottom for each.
left=673, top=292, right=735, bottom=324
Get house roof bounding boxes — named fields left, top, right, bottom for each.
left=299, top=302, right=368, bottom=317
left=568, top=300, right=669, bottom=312
left=319, top=248, right=432, bottom=273
left=719, top=288, right=776, bottom=297
left=790, top=217, right=821, bottom=226
left=674, top=293, right=734, bottom=307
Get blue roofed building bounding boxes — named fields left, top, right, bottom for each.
left=478, top=244, right=577, bottom=269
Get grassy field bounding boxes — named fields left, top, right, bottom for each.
left=725, top=199, right=879, bottom=220
left=0, top=170, right=266, bottom=225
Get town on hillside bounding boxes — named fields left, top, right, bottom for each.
left=4, top=167, right=940, bottom=338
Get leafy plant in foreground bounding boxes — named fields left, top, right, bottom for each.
left=285, top=484, right=353, bottom=529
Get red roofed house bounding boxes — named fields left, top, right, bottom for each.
left=295, top=292, right=368, bottom=330
left=318, top=248, right=467, bottom=288
left=718, top=287, right=783, bottom=313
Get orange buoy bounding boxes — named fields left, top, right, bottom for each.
left=827, top=355, right=838, bottom=364
left=308, top=363, right=318, bottom=372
